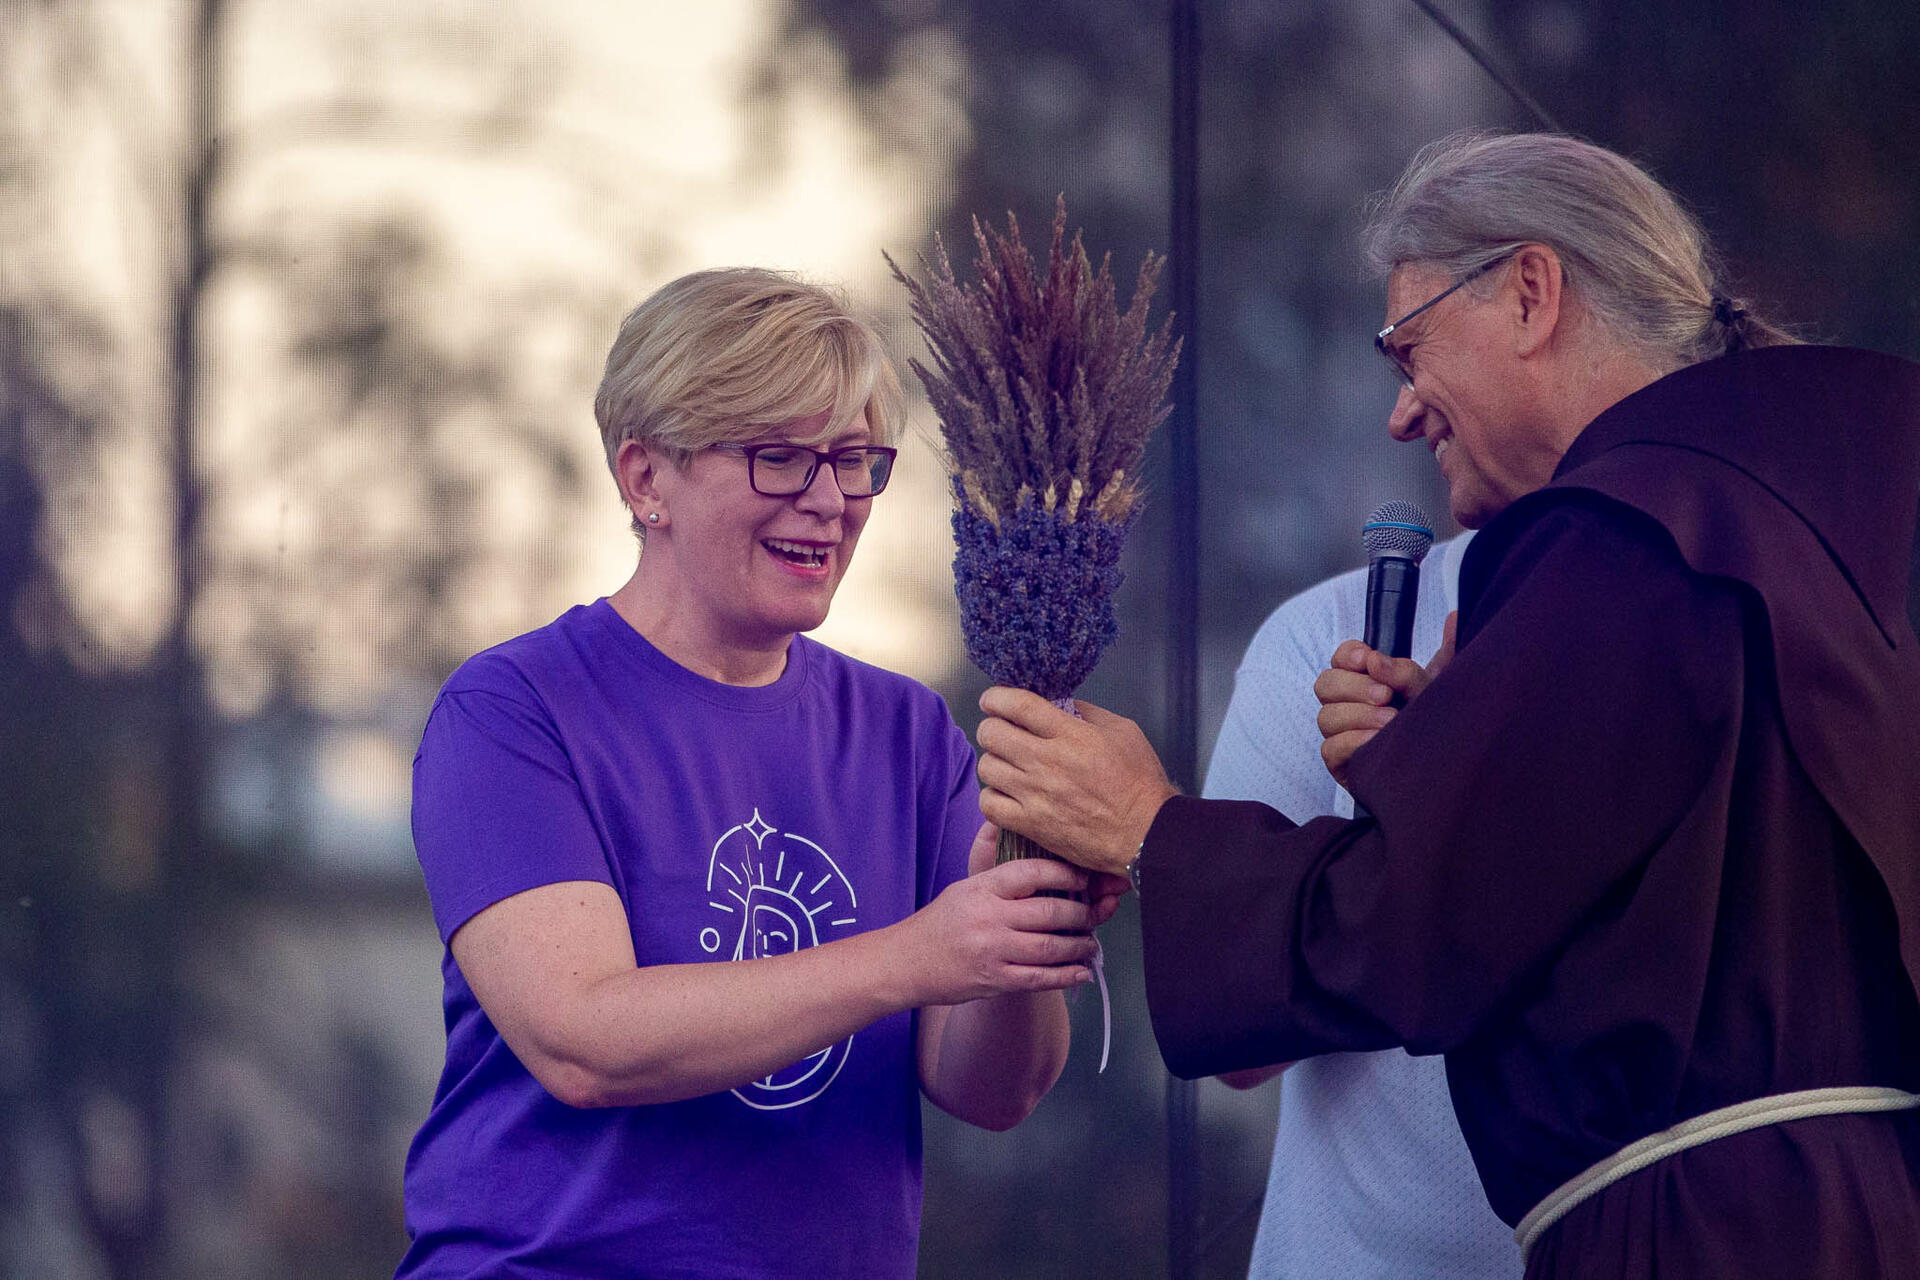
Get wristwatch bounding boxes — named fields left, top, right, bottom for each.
left=1125, top=841, right=1146, bottom=894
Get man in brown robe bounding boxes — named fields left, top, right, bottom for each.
left=975, top=133, right=1920, bottom=1277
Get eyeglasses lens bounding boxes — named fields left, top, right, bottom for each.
left=1376, top=339, right=1415, bottom=390
left=751, top=447, right=892, bottom=497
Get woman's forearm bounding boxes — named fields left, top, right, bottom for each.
left=455, top=863, right=1098, bottom=1109
left=533, top=924, right=927, bottom=1108
left=917, top=989, right=1071, bottom=1131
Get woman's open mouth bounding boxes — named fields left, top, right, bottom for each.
left=764, top=538, right=829, bottom=569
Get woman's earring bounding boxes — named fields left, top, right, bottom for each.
left=647, top=512, right=660, bottom=525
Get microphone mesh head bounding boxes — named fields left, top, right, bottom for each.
left=1362, top=500, right=1435, bottom=563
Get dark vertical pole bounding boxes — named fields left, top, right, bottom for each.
left=1165, top=0, right=1201, bottom=1277
left=167, top=8, right=219, bottom=773
left=150, top=0, right=221, bottom=1270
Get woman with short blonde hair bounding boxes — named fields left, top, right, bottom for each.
left=396, top=267, right=1122, bottom=1279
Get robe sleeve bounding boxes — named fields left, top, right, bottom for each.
left=1142, top=501, right=1747, bottom=1077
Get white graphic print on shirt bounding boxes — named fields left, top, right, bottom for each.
left=702, top=807, right=859, bottom=1110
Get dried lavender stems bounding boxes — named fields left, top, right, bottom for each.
left=890, top=200, right=1179, bottom=866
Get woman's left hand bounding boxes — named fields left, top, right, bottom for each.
left=964, top=821, right=1130, bottom=926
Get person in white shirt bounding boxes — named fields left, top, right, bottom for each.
left=1206, top=531, right=1522, bottom=1279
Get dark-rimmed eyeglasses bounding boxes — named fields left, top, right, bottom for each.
left=1374, top=255, right=1511, bottom=390
left=711, top=442, right=898, bottom=497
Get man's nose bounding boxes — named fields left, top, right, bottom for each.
left=1387, top=384, right=1426, bottom=443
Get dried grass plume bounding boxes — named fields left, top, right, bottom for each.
left=887, top=197, right=1180, bottom=529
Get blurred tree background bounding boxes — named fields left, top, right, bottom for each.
left=2, top=1, right=1916, bottom=1277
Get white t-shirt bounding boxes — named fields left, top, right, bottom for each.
left=1203, top=533, right=1523, bottom=1279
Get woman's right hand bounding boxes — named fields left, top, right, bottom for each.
left=1314, top=610, right=1456, bottom=791
left=902, top=856, right=1102, bottom=1006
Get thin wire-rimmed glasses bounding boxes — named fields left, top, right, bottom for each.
left=1374, top=253, right=1513, bottom=390
left=710, top=442, right=899, bottom=497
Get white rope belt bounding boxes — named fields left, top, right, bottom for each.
left=1515, top=1085, right=1920, bottom=1260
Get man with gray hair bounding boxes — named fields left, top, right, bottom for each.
left=974, top=131, right=1920, bottom=1276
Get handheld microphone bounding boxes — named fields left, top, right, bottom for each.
left=1361, top=500, right=1435, bottom=695
left=1350, top=502, right=1434, bottom=824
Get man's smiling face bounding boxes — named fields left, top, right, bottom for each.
left=1381, top=261, right=1560, bottom=529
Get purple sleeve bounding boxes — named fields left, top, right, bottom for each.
left=411, top=685, right=613, bottom=943
left=920, top=716, right=981, bottom=907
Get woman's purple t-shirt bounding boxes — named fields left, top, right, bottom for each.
left=395, top=600, right=978, bottom=1278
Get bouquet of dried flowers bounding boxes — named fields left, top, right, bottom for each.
left=889, top=197, right=1180, bottom=867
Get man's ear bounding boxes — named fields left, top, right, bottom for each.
left=614, top=438, right=667, bottom=528
left=1507, top=243, right=1565, bottom=359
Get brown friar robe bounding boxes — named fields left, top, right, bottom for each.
left=1141, top=346, right=1920, bottom=1279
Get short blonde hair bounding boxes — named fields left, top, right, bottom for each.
left=594, top=269, right=905, bottom=485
